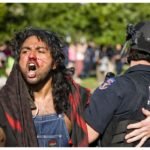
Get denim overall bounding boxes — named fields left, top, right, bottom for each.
left=33, top=114, right=70, bottom=147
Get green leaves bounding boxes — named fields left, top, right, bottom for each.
left=0, top=3, right=150, bottom=45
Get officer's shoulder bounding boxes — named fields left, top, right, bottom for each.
left=98, top=71, right=136, bottom=91
left=115, top=74, right=136, bottom=89
left=117, top=73, right=134, bottom=82
left=99, top=75, right=117, bottom=90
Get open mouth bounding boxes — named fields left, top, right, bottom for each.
left=27, top=63, right=37, bottom=78
left=28, top=63, right=36, bottom=71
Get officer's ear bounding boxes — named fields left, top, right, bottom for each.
left=127, top=49, right=138, bottom=64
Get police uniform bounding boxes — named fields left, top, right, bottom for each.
left=84, top=21, right=150, bottom=147
left=84, top=64, right=150, bottom=146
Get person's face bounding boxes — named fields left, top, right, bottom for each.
left=19, top=35, right=54, bottom=85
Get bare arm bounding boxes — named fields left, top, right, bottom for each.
left=86, top=123, right=100, bottom=143
left=125, top=108, right=150, bottom=147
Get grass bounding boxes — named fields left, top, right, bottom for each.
left=80, top=64, right=130, bottom=92
left=80, top=76, right=99, bottom=92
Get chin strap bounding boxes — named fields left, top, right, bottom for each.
left=120, top=40, right=130, bottom=58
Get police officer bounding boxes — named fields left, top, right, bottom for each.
left=84, top=21, right=150, bottom=147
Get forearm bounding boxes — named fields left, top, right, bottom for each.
left=86, top=123, right=100, bottom=143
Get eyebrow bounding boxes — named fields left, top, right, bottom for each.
left=20, top=46, right=48, bottom=50
left=36, top=46, right=48, bottom=49
left=20, top=46, right=30, bottom=50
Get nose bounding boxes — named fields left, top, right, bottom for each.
left=28, top=51, right=37, bottom=60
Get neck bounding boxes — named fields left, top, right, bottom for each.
left=130, top=60, right=150, bottom=67
left=29, top=77, right=53, bottom=102
left=34, top=79, right=52, bottom=100
left=31, top=78, right=56, bottom=115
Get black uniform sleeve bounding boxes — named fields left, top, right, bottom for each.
left=84, top=79, right=122, bottom=134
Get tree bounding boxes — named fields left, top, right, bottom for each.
left=0, top=3, right=150, bottom=46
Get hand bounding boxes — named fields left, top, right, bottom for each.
left=0, top=127, right=6, bottom=147
left=125, top=108, right=150, bottom=147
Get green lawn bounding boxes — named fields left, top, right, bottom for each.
left=80, top=64, right=130, bottom=92
left=80, top=77, right=99, bottom=92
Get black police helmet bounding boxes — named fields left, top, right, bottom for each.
left=127, top=21, right=150, bottom=54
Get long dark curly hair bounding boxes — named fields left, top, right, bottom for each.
left=11, top=27, right=74, bottom=114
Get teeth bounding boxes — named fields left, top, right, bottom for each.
left=28, top=63, right=36, bottom=71
left=29, top=63, right=35, bottom=67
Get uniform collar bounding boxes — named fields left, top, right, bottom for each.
left=125, top=64, right=150, bottom=74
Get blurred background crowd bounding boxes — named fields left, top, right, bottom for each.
left=0, top=3, right=150, bottom=90
left=65, top=41, right=128, bottom=83
left=0, top=39, right=128, bottom=90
